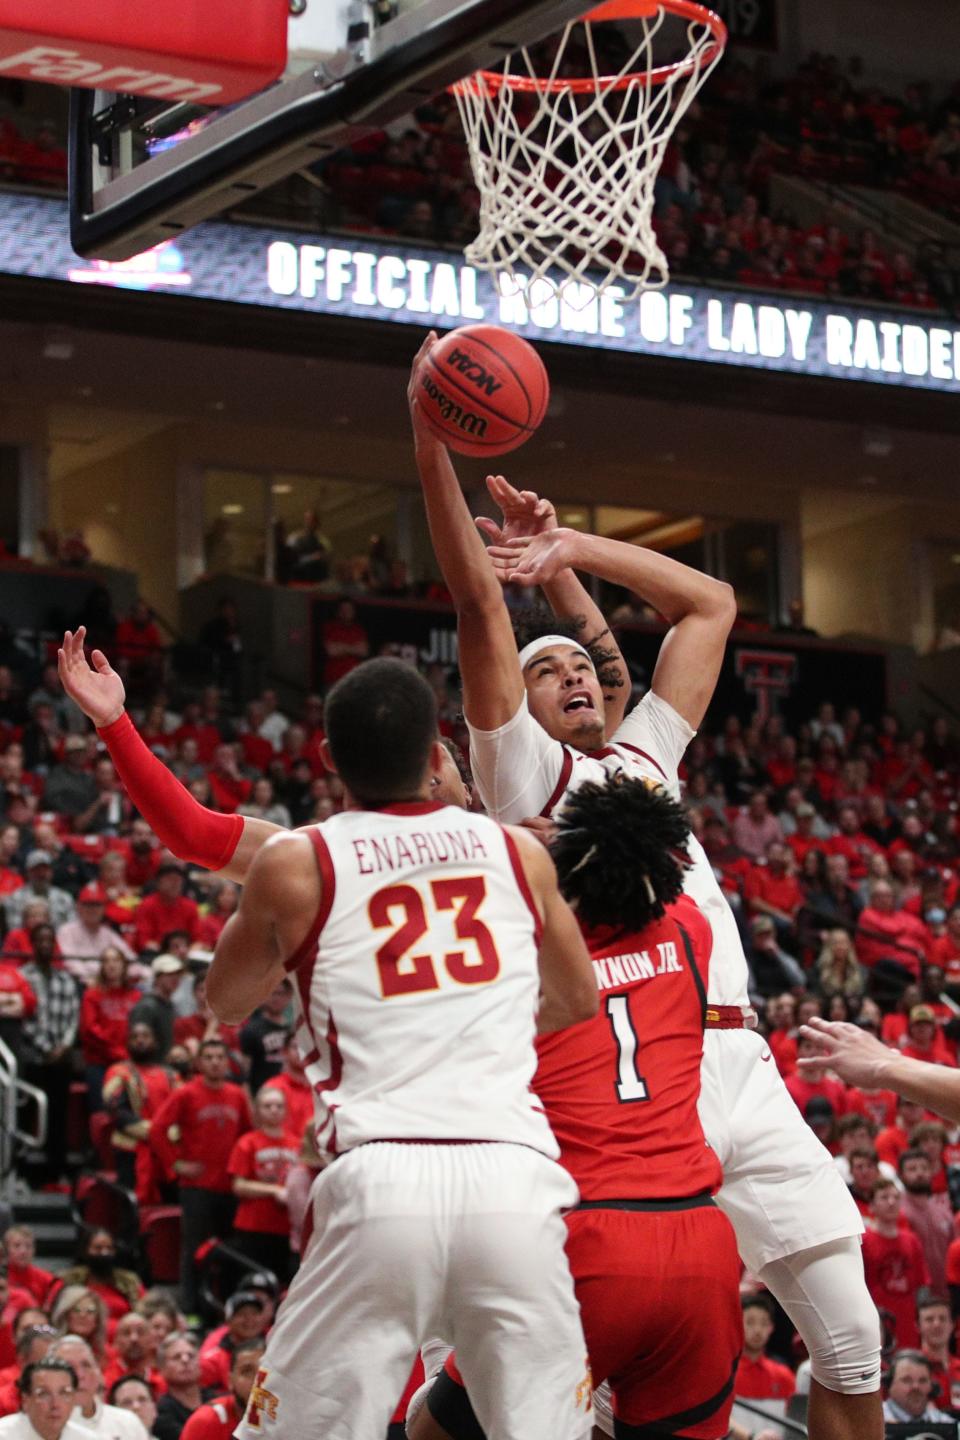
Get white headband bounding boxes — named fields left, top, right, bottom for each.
left=517, top=635, right=594, bottom=672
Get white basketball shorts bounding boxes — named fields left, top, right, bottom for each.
left=234, top=1140, right=592, bottom=1440
left=699, top=1027, right=863, bottom=1275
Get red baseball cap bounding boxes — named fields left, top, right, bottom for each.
left=78, top=884, right=106, bottom=904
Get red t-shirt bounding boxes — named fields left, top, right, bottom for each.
left=856, top=908, right=931, bottom=976
left=734, top=1353, right=796, bottom=1400
left=845, top=1087, right=898, bottom=1131
left=205, top=771, right=252, bottom=815
left=862, top=1227, right=929, bottom=1347
left=115, top=619, right=164, bottom=660
left=79, top=985, right=142, bottom=1066
left=181, top=1394, right=241, bottom=1440
left=153, top=1078, right=251, bottom=1192
left=743, top=868, right=804, bottom=917
left=784, top=1072, right=848, bottom=1117
left=786, top=833, right=826, bottom=867
left=931, top=933, right=960, bottom=986
left=826, top=832, right=882, bottom=881
left=0, top=966, right=36, bottom=1016
left=133, top=893, right=200, bottom=950
left=876, top=1123, right=912, bottom=1169
left=5, top=1261, right=52, bottom=1307
left=534, top=895, right=720, bottom=1201
left=768, top=1029, right=798, bottom=1078
left=229, top=1128, right=299, bottom=1235
left=261, top=1073, right=313, bottom=1139
left=924, top=1351, right=960, bottom=1414
left=101, top=1358, right=165, bottom=1396
left=322, top=621, right=368, bottom=686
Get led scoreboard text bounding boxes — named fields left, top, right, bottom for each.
left=4, top=192, right=960, bottom=392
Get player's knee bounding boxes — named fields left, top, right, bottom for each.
left=806, top=1289, right=881, bottom=1395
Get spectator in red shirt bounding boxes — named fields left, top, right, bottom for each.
left=114, top=598, right=165, bottom=668
left=197, top=1294, right=269, bottom=1395
left=862, top=1177, right=929, bottom=1348
left=2, top=1228, right=52, bottom=1309
left=901, top=1006, right=957, bottom=1069
left=910, top=1121, right=952, bottom=1194
left=78, top=948, right=143, bottom=1111
left=152, top=1039, right=251, bottom=1316
left=228, top=1088, right=298, bottom=1285
left=856, top=880, right=931, bottom=978
left=103, top=1021, right=177, bottom=1204
left=932, top=905, right=960, bottom=991
left=183, top=1338, right=265, bottom=1440
left=744, top=840, right=805, bottom=932
left=734, top=1294, right=796, bottom=1402
left=321, top=599, right=370, bottom=687
left=847, top=1148, right=886, bottom=1218
left=876, top=1097, right=928, bottom=1170
left=100, top=1310, right=163, bottom=1395
left=899, top=1149, right=954, bottom=1295
left=0, top=1323, right=56, bottom=1417
left=785, top=1035, right=848, bottom=1117
left=134, top=865, right=200, bottom=955
left=262, top=1032, right=313, bottom=1140
left=205, top=745, right=252, bottom=816
left=196, top=882, right=240, bottom=950
left=917, top=1292, right=960, bottom=1414
left=785, top=801, right=827, bottom=868
left=828, top=804, right=883, bottom=881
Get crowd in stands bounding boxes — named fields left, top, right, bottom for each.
left=5, top=605, right=960, bottom=1431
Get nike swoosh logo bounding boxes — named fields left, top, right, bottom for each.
left=760, top=1051, right=772, bottom=1062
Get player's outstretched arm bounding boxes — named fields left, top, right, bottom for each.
left=506, top=825, right=597, bottom=1033
left=488, top=529, right=736, bottom=730
left=476, top=475, right=630, bottom=734
left=799, top=1016, right=960, bottom=1123
left=208, top=831, right=319, bottom=1023
left=409, top=336, right=523, bottom=731
left=58, top=627, right=279, bottom=881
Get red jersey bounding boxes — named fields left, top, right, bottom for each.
left=534, top=895, right=720, bottom=1201
left=743, top=867, right=804, bottom=917
left=228, top=1128, right=299, bottom=1235
left=153, top=1078, right=251, bottom=1192
left=862, top=1227, right=928, bottom=1347
left=768, top=1029, right=798, bottom=1078
left=734, top=1353, right=796, bottom=1401
left=784, top=1071, right=848, bottom=1117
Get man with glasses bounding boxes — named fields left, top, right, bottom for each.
left=0, top=1359, right=87, bottom=1440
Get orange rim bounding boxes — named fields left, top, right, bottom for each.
left=451, top=0, right=726, bottom=95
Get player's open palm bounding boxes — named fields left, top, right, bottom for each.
left=487, top=527, right=578, bottom=587
left=475, top=475, right=557, bottom=555
left=57, top=626, right=126, bottom=728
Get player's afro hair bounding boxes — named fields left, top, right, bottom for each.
left=551, top=774, right=691, bottom=934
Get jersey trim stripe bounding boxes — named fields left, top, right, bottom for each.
left=615, top=741, right=668, bottom=781
left=539, top=746, right=573, bottom=817
left=283, top=828, right=336, bottom=974
left=675, top=919, right=708, bottom=1030
left=618, top=1353, right=739, bottom=1434
left=502, top=829, right=543, bottom=946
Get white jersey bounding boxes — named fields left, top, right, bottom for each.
left=467, top=689, right=751, bottom=1009
left=285, top=802, right=558, bottom=1160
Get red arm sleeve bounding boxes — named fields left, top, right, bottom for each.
left=97, top=713, right=243, bottom=871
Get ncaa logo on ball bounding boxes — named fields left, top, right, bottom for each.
left=445, top=347, right=503, bottom=397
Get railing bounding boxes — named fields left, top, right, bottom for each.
left=0, top=1036, right=48, bottom=1201
left=733, top=1395, right=808, bottom=1437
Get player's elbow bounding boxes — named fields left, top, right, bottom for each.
left=706, top=580, right=737, bottom=628
left=539, top=976, right=599, bottom=1034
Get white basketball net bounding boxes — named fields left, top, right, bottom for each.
left=452, top=6, right=724, bottom=303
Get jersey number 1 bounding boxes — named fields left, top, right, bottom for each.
left=605, top=995, right=650, bottom=1102
left=369, top=877, right=501, bottom=998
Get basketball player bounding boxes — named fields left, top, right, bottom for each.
left=407, top=334, right=882, bottom=1440
left=408, top=773, right=742, bottom=1440
left=204, top=658, right=596, bottom=1440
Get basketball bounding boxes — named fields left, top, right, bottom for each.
left=417, top=324, right=550, bottom=457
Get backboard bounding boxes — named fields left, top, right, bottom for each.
left=68, top=0, right=597, bottom=261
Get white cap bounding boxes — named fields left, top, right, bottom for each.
left=517, top=635, right=594, bottom=672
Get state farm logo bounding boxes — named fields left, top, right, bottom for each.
left=445, top=346, right=503, bottom=397
left=0, top=44, right=222, bottom=102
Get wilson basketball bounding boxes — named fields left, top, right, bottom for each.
left=418, top=325, right=550, bottom=457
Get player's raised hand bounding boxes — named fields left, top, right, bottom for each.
left=796, top=1016, right=891, bottom=1089
left=407, top=331, right=442, bottom=445
left=57, top=627, right=126, bottom=729
left=475, top=475, right=557, bottom=551
left=486, top=527, right=580, bottom=587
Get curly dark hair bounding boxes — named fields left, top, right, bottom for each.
left=551, top=774, right=692, bottom=933
left=511, top=602, right=625, bottom=698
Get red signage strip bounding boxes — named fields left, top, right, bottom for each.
left=0, top=0, right=289, bottom=104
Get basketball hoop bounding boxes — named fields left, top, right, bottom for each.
left=451, top=0, right=726, bottom=303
